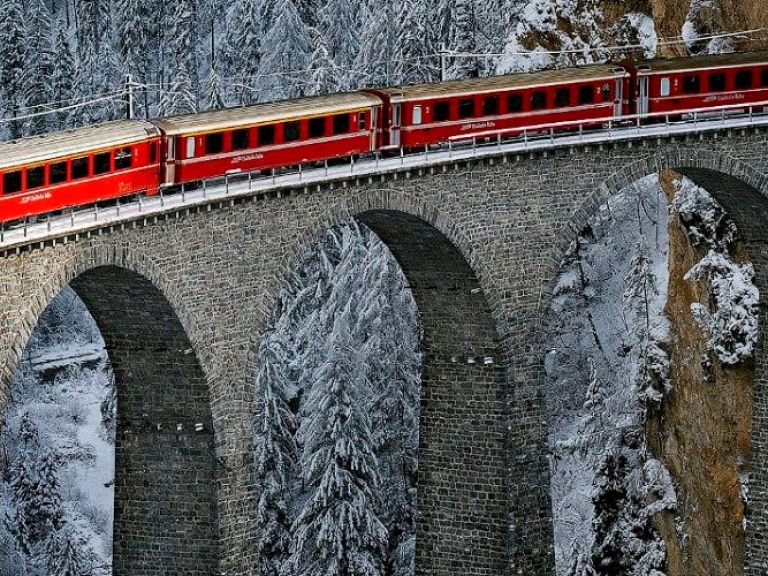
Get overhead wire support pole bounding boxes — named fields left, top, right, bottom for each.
left=125, top=74, right=136, bottom=120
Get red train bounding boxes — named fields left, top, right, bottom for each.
left=1, top=51, right=768, bottom=224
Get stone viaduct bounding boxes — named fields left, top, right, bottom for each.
left=1, top=125, right=768, bottom=576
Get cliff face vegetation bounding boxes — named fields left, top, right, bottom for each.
left=651, top=0, right=768, bottom=56
left=509, top=0, right=768, bottom=68
left=647, top=170, right=753, bottom=576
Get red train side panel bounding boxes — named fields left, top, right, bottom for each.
left=165, top=110, right=378, bottom=186
left=0, top=122, right=161, bottom=223
left=638, top=57, right=768, bottom=116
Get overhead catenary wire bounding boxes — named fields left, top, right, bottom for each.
left=0, top=94, right=126, bottom=126
left=1, top=27, right=766, bottom=125
left=443, top=27, right=767, bottom=58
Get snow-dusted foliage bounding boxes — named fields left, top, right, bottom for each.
left=546, top=176, right=675, bottom=576
left=0, top=0, right=664, bottom=137
left=1, top=288, right=114, bottom=576
left=252, top=221, right=421, bottom=576
left=498, top=0, right=657, bottom=73
left=288, top=312, right=388, bottom=576
left=672, top=178, right=759, bottom=366
left=253, top=331, right=297, bottom=576
left=683, top=0, right=734, bottom=55
left=686, top=253, right=758, bottom=365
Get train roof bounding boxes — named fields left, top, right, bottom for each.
left=376, top=64, right=626, bottom=102
left=637, top=51, right=768, bottom=73
left=153, top=92, right=383, bottom=136
left=0, top=120, right=159, bottom=171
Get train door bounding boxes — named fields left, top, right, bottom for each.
left=391, top=104, right=401, bottom=147
left=638, top=76, right=650, bottom=116
left=614, top=76, right=624, bottom=117
left=163, top=136, right=176, bottom=186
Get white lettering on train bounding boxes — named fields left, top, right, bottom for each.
left=20, top=192, right=53, bottom=204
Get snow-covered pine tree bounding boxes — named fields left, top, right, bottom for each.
left=160, top=0, right=198, bottom=115
left=288, top=308, right=388, bottom=576
left=31, top=450, right=64, bottom=538
left=256, top=0, right=312, bottom=100
left=23, top=0, right=55, bottom=135
left=354, top=5, right=394, bottom=87
left=0, top=0, right=27, bottom=138
left=225, top=0, right=262, bottom=105
left=206, top=61, right=226, bottom=110
left=317, top=0, right=359, bottom=90
left=43, top=521, right=94, bottom=576
left=51, top=16, right=77, bottom=130
left=447, top=0, right=479, bottom=79
left=308, top=32, right=341, bottom=96
left=115, top=0, right=144, bottom=79
left=75, top=0, right=118, bottom=123
left=6, top=457, right=36, bottom=555
left=254, top=331, right=297, bottom=576
left=357, top=239, right=421, bottom=575
left=394, top=0, right=438, bottom=84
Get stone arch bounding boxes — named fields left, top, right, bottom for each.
left=550, top=149, right=768, bottom=575
left=251, top=191, right=525, bottom=575
left=0, top=252, right=218, bottom=576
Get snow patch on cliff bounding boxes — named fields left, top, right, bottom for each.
left=672, top=178, right=759, bottom=366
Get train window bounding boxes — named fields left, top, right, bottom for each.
left=483, top=96, right=499, bottom=116
left=115, top=148, right=133, bottom=170
left=709, top=73, right=726, bottom=92
left=150, top=142, right=158, bottom=163
left=682, top=75, right=700, bottom=94
left=660, top=77, right=670, bottom=97
left=358, top=112, right=367, bottom=130
left=284, top=121, right=301, bottom=142
left=50, top=161, right=67, bottom=184
left=259, top=125, right=275, bottom=146
left=555, top=89, right=570, bottom=107
left=232, top=128, right=250, bottom=150
left=762, top=68, right=768, bottom=87
left=601, top=84, right=611, bottom=100
left=26, top=166, right=44, bottom=189
left=434, top=101, right=450, bottom=121
left=736, top=70, right=753, bottom=90
left=507, top=93, right=523, bottom=113
left=206, top=132, right=224, bottom=154
left=94, top=152, right=111, bottom=175
left=578, top=85, right=594, bottom=105
left=412, top=106, right=423, bottom=125
left=186, top=137, right=196, bottom=158
left=458, top=99, right=475, bottom=118
left=3, top=171, right=21, bottom=195
left=72, top=157, right=89, bottom=179
left=308, top=117, right=325, bottom=138
left=333, top=114, right=350, bottom=135
left=531, top=91, right=547, bottom=110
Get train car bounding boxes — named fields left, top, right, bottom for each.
left=152, top=92, right=383, bottom=187
left=0, top=121, right=161, bottom=223
left=364, top=64, right=630, bottom=150
left=634, top=51, right=768, bottom=117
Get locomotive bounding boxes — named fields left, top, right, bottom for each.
left=1, top=51, right=768, bottom=224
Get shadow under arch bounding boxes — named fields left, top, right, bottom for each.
left=5, top=264, right=218, bottom=576
left=555, top=154, right=768, bottom=576
left=255, top=208, right=512, bottom=575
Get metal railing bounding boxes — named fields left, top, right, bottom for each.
left=2, top=100, right=768, bottom=251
